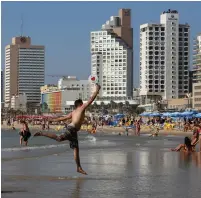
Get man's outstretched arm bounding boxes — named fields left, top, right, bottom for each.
left=82, top=84, right=101, bottom=110
left=50, top=112, right=72, bottom=122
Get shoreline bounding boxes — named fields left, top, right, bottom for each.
left=1, top=123, right=194, bottom=137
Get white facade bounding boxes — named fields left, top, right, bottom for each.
left=18, top=48, right=45, bottom=103
left=139, top=9, right=190, bottom=101
left=5, top=47, right=10, bottom=103
left=58, top=76, right=90, bottom=100
left=11, top=93, right=27, bottom=111
left=193, top=33, right=201, bottom=83
left=90, top=9, right=133, bottom=99
left=1, top=69, right=3, bottom=102
left=193, top=82, right=201, bottom=110
left=91, top=30, right=132, bottom=98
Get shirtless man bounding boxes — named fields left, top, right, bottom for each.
left=34, top=84, right=101, bottom=175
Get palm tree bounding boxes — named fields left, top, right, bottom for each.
left=110, top=100, right=116, bottom=109
left=118, top=102, right=124, bottom=113
left=136, top=107, right=145, bottom=115
left=125, top=101, right=130, bottom=107
left=93, top=102, right=99, bottom=113
left=16, top=109, right=22, bottom=115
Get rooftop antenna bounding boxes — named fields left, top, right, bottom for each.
left=20, top=13, right=23, bottom=37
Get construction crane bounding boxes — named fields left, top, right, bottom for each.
left=47, top=74, right=68, bottom=77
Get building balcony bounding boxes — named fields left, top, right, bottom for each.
left=193, top=66, right=201, bottom=70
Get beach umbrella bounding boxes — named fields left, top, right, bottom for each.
left=195, top=113, right=201, bottom=118
left=171, top=112, right=181, bottom=117
left=151, top=112, right=161, bottom=117
left=114, top=114, right=124, bottom=118
left=180, top=111, right=195, bottom=117
left=162, top=112, right=172, bottom=117
left=140, top=112, right=151, bottom=117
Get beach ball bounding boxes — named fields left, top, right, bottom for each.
left=88, top=75, right=99, bottom=84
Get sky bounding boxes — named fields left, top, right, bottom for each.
left=1, top=1, right=201, bottom=86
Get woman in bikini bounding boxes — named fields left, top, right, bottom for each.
left=19, top=120, right=31, bottom=146
left=171, top=127, right=199, bottom=152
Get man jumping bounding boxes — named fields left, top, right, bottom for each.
left=34, top=84, right=101, bottom=175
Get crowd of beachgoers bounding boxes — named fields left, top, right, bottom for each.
left=2, top=112, right=201, bottom=152
left=2, top=113, right=201, bottom=134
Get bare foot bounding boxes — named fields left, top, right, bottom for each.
left=33, top=132, right=42, bottom=137
left=77, top=167, right=87, bottom=175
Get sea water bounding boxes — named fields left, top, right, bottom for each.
left=1, top=130, right=201, bottom=198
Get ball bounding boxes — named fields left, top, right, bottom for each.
left=88, top=75, right=99, bottom=84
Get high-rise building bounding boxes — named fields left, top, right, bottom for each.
left=193, top=33, right=201, bottom=83
left=4, top=36, right=45, bottom=108
left=1, top=69, right=4, bottom=102
left=90, top=9, right=133, bottom=99
left=139, top=9, right=190, bottom=103
left=192, top=33, right=201, bottom=110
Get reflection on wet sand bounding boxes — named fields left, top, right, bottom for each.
left=69, top=180, right=83, bottom=198
left=192, top=152, right=201, bottom=168
left=179, top=152, right=201, bottom=168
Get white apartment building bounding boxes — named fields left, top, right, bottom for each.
left=41, top=77, right=91, bottom=113
left=90, top=9, right=133, bottom=99
left=1, top=69, right=4, bottom=102
left=192, top=33, right=201, bottom=110
left=193, top=82, right=201, bottom=110
left=11, top=93, right=27, bottom=112
left=4, top=36, right=45, bottom=107
left=193, top=33, right=201, bottom=83
left=58, top=76, right=90, bottom=100
left=139, top=9, right=190, bottom=103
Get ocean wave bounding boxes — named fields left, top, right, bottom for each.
left=83, top=135, right=97, bottom=142
left=82, top=135, right=116, bottom=146
left=1, top=144, right=68, bottom=152
left=2, top=135, right=116, bottom=152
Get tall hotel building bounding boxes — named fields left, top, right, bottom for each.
left=193, top=34, right=201, bottom=83
left=90, top=9, right=133, bottom=99
left=139, top=9, right=190, bottom=103
left=1, top=69, right=4, bottom=102
left=4, top=37, right=45, bottom=107
left=192, top=33, right=201, bottom=110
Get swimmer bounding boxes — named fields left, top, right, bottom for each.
left=34, top=84, right=101, bottom=175
left=19, top=120, right=31, bottom=146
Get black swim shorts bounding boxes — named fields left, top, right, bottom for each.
left=61, top=125, right=78, bottom=149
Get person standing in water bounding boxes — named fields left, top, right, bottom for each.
left=19, top=120, right=31, bottom=146
left=34, top=84, right=101, bottom=175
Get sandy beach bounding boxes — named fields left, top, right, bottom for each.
left=1, top=121, right=194, bottom=137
